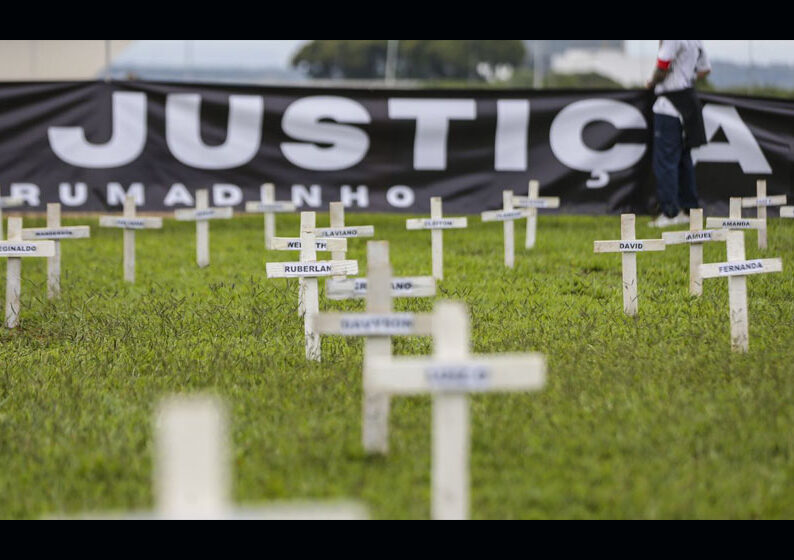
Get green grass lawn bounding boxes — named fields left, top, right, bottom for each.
left=1, top=212, right=793, bottom=519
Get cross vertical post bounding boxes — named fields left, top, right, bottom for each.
left=2, top=217, right=54, bottom=328
left=300, top=212, right=321, bottom=361
left=195, top=189, right=210, bottom=267
left=430, top=197, right=444, bottom=279
left=123, top=195, right=136, bottom=283
left=503, top=190, right=514, bottom=268
left=156, top=396, right=228, bottom=519
left=621, top=214, right=638, bottom=316
left=47, top=203, right=61, bottom=298
left=431, top=302, right=471, bottom=520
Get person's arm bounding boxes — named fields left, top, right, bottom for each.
left=646, top=40, right=676, bottom=89
left=646, top=65, right=670, bottom=89
left=696, top=68, right=711, bottom=80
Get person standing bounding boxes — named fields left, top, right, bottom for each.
left=647, top=40, right=712, bottom=227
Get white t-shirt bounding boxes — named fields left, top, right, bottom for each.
left=652, top=40, right=711, bottom=119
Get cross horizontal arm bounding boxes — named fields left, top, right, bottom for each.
left=0, top=240, right=56, bottom=257
left=512, top=196, right=560, bottom=209
left=406, top=217, right=468, bottom=230
left=662, top=229, right=727, bottom=244
left=480, top=209, right=530, bottom=222
left=313, top=226, right=375, bottom=238
left=99, top=216, right=163, bottom=229
left=312, top=312, right=433, bottom=336
left=593, top=239, right=666, bottom=253
left=699, top=258, right=783, bottom=279
left=781, top=207, right=794, bottom=218
left=269, top=237, right=347, bottom=252
left=245, top=201, right=296, bottom=213
left=367, top=354, right=546, bottom=395
left=266, top=260, right=358, bottom=278
left=705, top=217, right=765, bottom=230
left=325, top=276, right=436, bottom=300
left=741, top=195, right=787, bottom=208
left=175, top=207, right=233, bottom=221
left=21, top=226, right=91, bottom=240
left=0, top=197, right=24, bottom=209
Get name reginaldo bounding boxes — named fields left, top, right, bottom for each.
left=0, top=243, right=41, bottom=255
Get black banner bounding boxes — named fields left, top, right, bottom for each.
left=0, top=80, right=790, bottom=214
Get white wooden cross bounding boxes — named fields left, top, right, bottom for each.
left=481, top=190, right=530, bottom=268
left=270, top=233, right=347, bottom=318
left=99, top=195, right=163, bottom=283
left=699, top=230, right=783, bottom=353
left=662, top=208, right=727, bottom=297
left=174, top=189, right=233, bottom=268
left=740, top=179, right=787, bottom=249
left=1, top=217, right=54, bottom=328
left=367, top=300, right=546, bottom=520
left=59, top=395, right=368, bottom=519
left=405, top=197, right=467, bottom=280
left=266, top=211, right=358, bottom=361
left=782, top=206, right=794, bottom=218
left=245, top=183, right=296, bottom=250
left=512, top=180, right=560, bottom=249
left=0, top=187, right=24, bottom=240
left=593, top=214, right=666, bottom=316
left=313, top=241, right=435, bottom=455
left=706, top=197, right=765, bottom=249
left=21, top=203, right=90, bottom=299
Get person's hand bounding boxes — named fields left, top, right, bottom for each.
left=646, top=80, right=654, bottom=89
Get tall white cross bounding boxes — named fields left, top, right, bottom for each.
left=512, top=180, right=560, bottom=249
left=57, top=395, right=368, bottom=519
left=593, top=214, right=666, bottom=316
left=245, top=183, right=296, bottom=250
left=662, top=208, right=727, bottom=296
left=266, top=212, right=358, bottom=361
left=174, top=189, right=233, bottom=268
left=405, top=197, right=467, bottom=280
left=740, top=179, right=787, bottom=249
left=367, top=301, right=546, bottom=520
left=699, top=230, right=782, bottom=352
left=99, top=195, right=163, bottom=283
left=313, top=241, right=435, bottom=455
left=0, top=188, right=24, bottom=240
left=706, top=197, right=764, bottom=249
left=481, top=190, right=530, bottom=268
left=21, top=203, right=90, bottom=299
left=1, top=217, right=54, bottom=328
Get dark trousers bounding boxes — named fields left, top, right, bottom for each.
left=652, top=113, right=699, bottom=218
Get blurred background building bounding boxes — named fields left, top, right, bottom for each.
left=1, top=40, right=794, bottom=94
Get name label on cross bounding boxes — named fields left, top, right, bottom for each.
left=24, top=228, right=84, bottom=239
left=353, top=278, right=418, bottom=295
left=619, top=241, right=644, bottom=251
left=493, top=210, right=523, bottom=220
left=283, top=263, right=332, bottom=276
left=108, top=218, right=147, bottom=229
left=339, top=313, right=418, bottom=336
left=717, top=259, right=765, bottom=276
left=685, top=231, right=714, bottom=242
left=0, top=243, right=53, bottom=256
left=425, top=364, right=491, bottom=391
left=313, top=226, right=374, bottom=238
left=246, top=201, right=295, bottom=212
left=721, top=220, right=751, bottom=228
